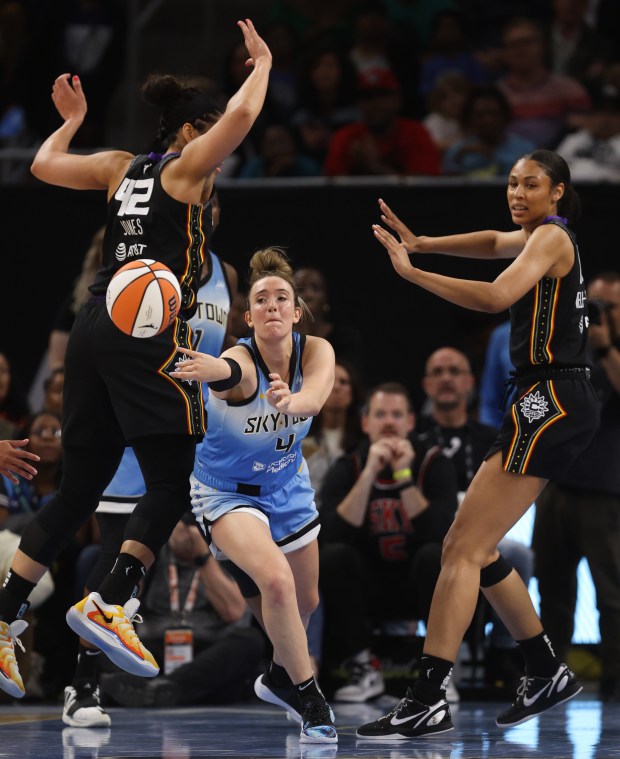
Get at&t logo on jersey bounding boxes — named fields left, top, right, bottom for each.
left=115, top=242, right=148, bottom=262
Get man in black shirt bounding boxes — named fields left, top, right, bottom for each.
left=319, top=382, right=458, bottom=702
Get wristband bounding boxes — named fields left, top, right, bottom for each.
left=194, top=552, right=211, bottom=567
left=393, top=467, right=413, bottom=482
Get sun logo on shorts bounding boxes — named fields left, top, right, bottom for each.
left=520, top=390, right=549, bottom=422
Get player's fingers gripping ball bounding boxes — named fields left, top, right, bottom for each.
left=106, top=259, right=181, bottom=338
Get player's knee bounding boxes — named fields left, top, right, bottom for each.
left=259, top=565, right=297, bottom=608
left=297, top=588, right=320, bottom=619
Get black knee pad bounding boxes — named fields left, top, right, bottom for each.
left=480, top=553, right=513, bottom=588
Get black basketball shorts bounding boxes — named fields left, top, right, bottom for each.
left=485, top=377, right=600, bottom=480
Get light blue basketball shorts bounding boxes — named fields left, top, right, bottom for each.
left=190, top=459, right=321, bottom=560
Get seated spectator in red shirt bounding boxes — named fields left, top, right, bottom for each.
left=323, top=68, right=441, bottom=177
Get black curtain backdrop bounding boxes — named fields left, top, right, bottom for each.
left=6, top=180, right=619, bottom=411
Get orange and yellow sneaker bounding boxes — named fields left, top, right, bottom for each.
left=66, top=592, right=159, bottom=678
left=0, top=619, right=28, bottom=698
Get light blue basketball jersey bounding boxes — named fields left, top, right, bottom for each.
left=194, top=332, right=312, bottom=491
left=98, top=250, right=231, bottom=513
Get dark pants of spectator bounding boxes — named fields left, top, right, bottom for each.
left=318, top=542, right=442, bottom=663
left=533, top=482, right=620, bottom=680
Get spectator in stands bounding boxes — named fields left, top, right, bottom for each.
left=294, top=266, right=366, bottom=378
left=41, top=368, right=64, bottom=419
left=443, top=86, right=535, bottom=177
left=263, top=21, right=300, bottom=121
left=381, top=0, right=459, bottom=52
left=31, top=0, right=126, bottom=148
left=323, top=68, right=440, bottom=177
left=347, top=2, right=417, bottom=115
left=226, top=290, right=252, bottom=344
left=556, top=87, right=620, bottom=181
left=0, top=353, right=30, bottom=440
left=419, top=9, right=488, bottom=98
left=423, top=71, right=470, bottom=155
left=549, top=0, right=613, bottom=97
left=319, top=382, right=458, bottom=702
left=496, top=16, right=592, bottom=149
left=292, top=45, right=360, bottom=166
left=238, top=122, right=320, bottom=179
left=302, top=358, right=364, bottom=510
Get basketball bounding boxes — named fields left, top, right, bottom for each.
left=106, top=259, right=182, bottom=338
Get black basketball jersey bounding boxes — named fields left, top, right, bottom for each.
left=508, top=218, right=590, bottom=371
left=90, top=153, right=212, bottom=320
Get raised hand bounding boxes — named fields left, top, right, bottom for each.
left=378, top=198, right=420, bottom=252
left=372, top=222, right=415, bottom=280
left=237, top=18, right=272, bottom=69
left=51, top=74, right=87, bottom=123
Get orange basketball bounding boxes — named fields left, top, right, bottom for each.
left=106, top=259, right=182, bottom=338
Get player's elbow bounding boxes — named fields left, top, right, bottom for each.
left=30, top=156, right=45, bottom=180
left=484, top=287, right=512, bottom=314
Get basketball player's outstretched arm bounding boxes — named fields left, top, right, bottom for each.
left=373, top=220, right=572, bottom=313
left=0, top=439, right=40, bottom=484
left=30, top=74, right=131, bottom=191
left=376, top=198, right=525, bottom=260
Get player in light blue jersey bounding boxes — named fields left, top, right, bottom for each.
left=62, top=192, right=240, bottom=729
left=170, top=247, right=337, bottom=745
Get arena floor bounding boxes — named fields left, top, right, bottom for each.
left=0, top=691, right=614, bottom=758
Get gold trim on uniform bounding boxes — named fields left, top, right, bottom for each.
left=159, top=319, right=205, bottom=436
left=504, top=380, right=566, bottom=474
left=529, top=278, right=560, bottom=364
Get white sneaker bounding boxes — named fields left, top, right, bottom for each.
left=63, top=684, right=111, bottom=728
left=333, top=660, right=385, bottom=702
left=445, top=678, right=460, bottom=704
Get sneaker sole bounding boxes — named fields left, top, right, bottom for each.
left=66, top=607, right=158, bottom=678
left=254, top=675, right=302, bottom=723
left=0, top=673, right=25, bottom=699
left=62, top=710, right=111, bottom=728
left=299, top=732, right=338, bottom=744
left=495, top=684, right=583, bottom=728
left=356, top=724, right=454, bottom=741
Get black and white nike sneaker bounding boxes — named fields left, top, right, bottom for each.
left=356, top=688, right=453, bottom=741
left=496, top=663, right=582, bottom=728
left=63, top=682, right=111, bottom=728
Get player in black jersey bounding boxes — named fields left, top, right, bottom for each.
left=0, top=19, right=272, bottom=700
left=357, top=149, right=600, bottom=740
